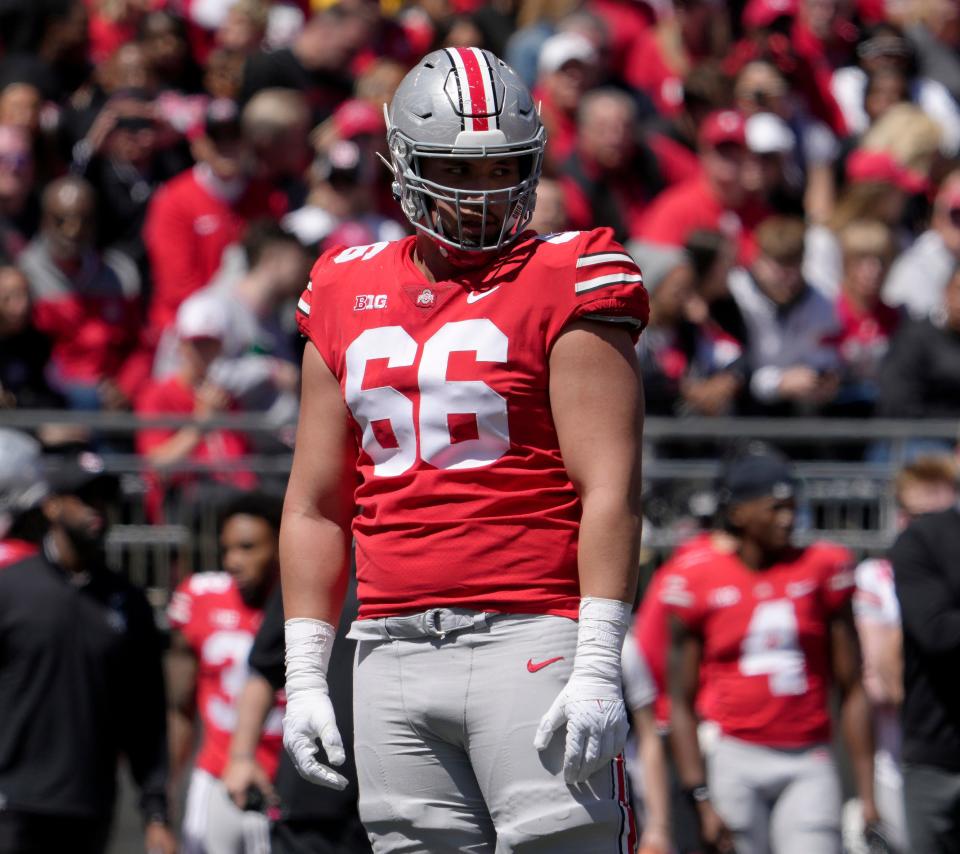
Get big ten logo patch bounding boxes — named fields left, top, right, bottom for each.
left=354, top=294, right=388, bottom=311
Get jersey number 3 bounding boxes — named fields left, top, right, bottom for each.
left=739, top=599, right=808, bottom=696
left=345, top=320, right=509, bottom=477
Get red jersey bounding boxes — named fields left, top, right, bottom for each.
left=636, top=532, right=726, bottom=728
left=661, top=542, right=855, bottom=747
left=297, top=228, right=648, bottom=620
left=167, top=572, right=284, bottom=779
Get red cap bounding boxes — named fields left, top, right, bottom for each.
left=742, top=0, right=798, bottom=29
left=846, top=148, right=929, bottom=194
left=700, top=110, right=748, bottom=149
left=333, top=99, right=384, bottom=140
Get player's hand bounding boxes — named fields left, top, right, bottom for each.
left=696, top=800, right=735, bottom=854
left=778, top=366, right=819, bottom=400
left=533, top=597, right=632, bottom=785
left=223, top=755, right=277, bottom=809
left=194, top=382, right=230, bottom=422
left=283, top=685, right=349, bottom=789
left=144, top=820, right=177, bottom=854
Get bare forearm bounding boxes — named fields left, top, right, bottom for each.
left=670, top=699, right=707, bottom=788
left=578, top=488, right=641, bottom=604
left=637, top=713, right=670, bottom=838
left=147, top=427, right=203, bottom=466
left=842, top=684, right=876, bottom=809
left=230, top=674, right=275, bottom=759
left=280, top=508, right=351, bottom=624
left=168, top=710, right=195, bottom=783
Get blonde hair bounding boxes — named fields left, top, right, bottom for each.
left=839, top=219, right=895, bottom=262
left=829, top=181, right=899, bottom=232
left=895, top=455, right=959, bottom=505
left=861, top=103, right=942, bottom=174
left=241, top=88, right=310, bottom=135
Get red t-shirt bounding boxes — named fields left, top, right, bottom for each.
left=635, top=174, right=770, bottom=265
left=135, top=376, right=256, bottom=520
left=167, top=572, right=284, bottom=779
left=660, top=541, right=855, bottom=747
left=833, top=293, right=901, bottom=382
left=144, top=168, right=287, bottom=333
left=297, top=229, right=649, bottom=619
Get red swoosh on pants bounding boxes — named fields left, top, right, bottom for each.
left=526, top=656, right=565, bottom=673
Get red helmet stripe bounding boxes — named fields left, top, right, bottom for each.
left=455, top=47, right=490, bottom=131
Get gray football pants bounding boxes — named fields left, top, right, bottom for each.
left=707, top=734, right=841, bottom=854
left=347, top=609, right=636, bottom=854
left=181, top=768, right=271, bottom=854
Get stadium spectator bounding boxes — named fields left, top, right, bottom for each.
left=666, top=448, right=878, bottom=854
left=636, top=110, right=770, bottom=265
left=153, top=220, right=308, bottom=427
left=203, top=47, right=247, bottom=103
left=685, top=227, right=747, bottom=345
left=832, top=22, right=960, bottom=157
left=560, top=88, right=672, bottom=241
left=743, top=111, right=804, bottom=217
left=890, top=462, right=960, bottom=853
left=0, top=265, right=61, bottom=410
left=728, top=216, right=842, bottom=414
left=804, top=147, right=924, bottom=299
left=70, top=90, right=190, bottom=276
left=533, top=31, right=599, bottom=171
left=0, top=436, right=175, bottom=854
left=139, top=10, right=205, bottom=97
left=241, top=87, right=312, bottom=203
left=631, top=241, right=745, bottom=416
left=143, top=97, right=287, bottom=336
left=136, top=297, right=256, bottom=522
left=885, top=169, right=960, bottom=320
left=904, top=0, right=960, bottom=106
left=239, top=7, right=368, bottom=124
left=878, top=266, right=960, bottom=419
left=848, top=455, right=960, bottom=853
left=831, top=220, right=901, bottom=414
left=223, top=575, right=372, bottom=854
left=0, top=123, right=37, bottom=263
left=167, top=492, right=285, bottom=854
left=215, top=0, right=270, bottom=56
left=527, top=176, right=570, bottom=235
left=20, top=175, right=146, bottom=411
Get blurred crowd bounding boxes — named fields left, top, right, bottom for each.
left=1, top=0, right=960, bottom=469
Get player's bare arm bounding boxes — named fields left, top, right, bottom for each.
left=669, top=615, right=733, bottom=854
left=164, top=628, right=198, bottom=785
left=534, top=319, right=644, bottom=783
left=280, top=341, right=357, bottom=790
left=632, top=704, right=671, bottom=853
left=549, top=319, right=643, bottom=603
left=223, top=672, right=277, bottom=808
left=832, top=604, right=880, bottom=828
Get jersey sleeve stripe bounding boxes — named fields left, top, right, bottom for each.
left=575, top=272, right=644, bottom=294
left=583, top=313, right=646, bottom=328
left=297, top=297, right=311, bottom=315
left=576, top=252, right=638, bottom=268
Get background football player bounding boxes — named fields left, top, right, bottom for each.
left=281, top=47, right=648, bottom=852
left=666, top=448, right=878, bottom=854
left=167, top=493, right=285, bottom=854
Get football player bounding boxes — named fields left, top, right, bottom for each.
left=666, top=449, right=878, bottom=854
left=167, top=493, right=285, bottom=854
left=282, top=48, right=648, bottom=852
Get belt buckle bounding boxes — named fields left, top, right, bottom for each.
left=423, top=608, right=447, bottom=639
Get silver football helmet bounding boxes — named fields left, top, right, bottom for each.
left=385, top=48, right=546, bottom=253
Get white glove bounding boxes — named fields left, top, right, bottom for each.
left=533, top=596, right=631, bottom=784
left=283, top=618, right=348, bottom=790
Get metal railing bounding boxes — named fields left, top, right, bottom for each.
left=3, top=410, right=956, bottom=600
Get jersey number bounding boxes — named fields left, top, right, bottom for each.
left=203, top=631, right=283, bottom=736
left=738, top=599, right=808, bottom=696
left=345, top=320, right=509, bottom=476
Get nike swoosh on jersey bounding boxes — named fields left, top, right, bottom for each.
left=466, top=286, right=500, bottom=304
left=526, top=656, right=565, bottom=673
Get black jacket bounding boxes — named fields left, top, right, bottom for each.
left=878, top=318, right=960, bottom=417
left=891, top=508, right=960, bottom=771
left=0, top=541, right=168, bottom=821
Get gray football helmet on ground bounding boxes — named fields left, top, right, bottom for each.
left=385, top=47, right=546, bottom=253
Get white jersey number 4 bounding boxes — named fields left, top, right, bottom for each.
left=739, top=599, right=808, bottom=696
left=344, top=320, right=509, bottom=476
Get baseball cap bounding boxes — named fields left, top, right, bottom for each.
left=742, top=0, right=797, bottom=30
left=0, top=429, right=48, bottom=536
left=203, top=98, right=243, bottom=144
left=46, top=451, right=119, bottom=499
left=332, top=99, right=384, bottom=140
left=846, top=148, right=928, bottom=194
left=176, top=295, right=227, bottom=342
left=745, top=112, right=795, bottom=155
left=700, top=110, right=747, bottom=149
left=718, top=450, right=797, bottom=507
left=537, top=32, right=598, bottom=76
